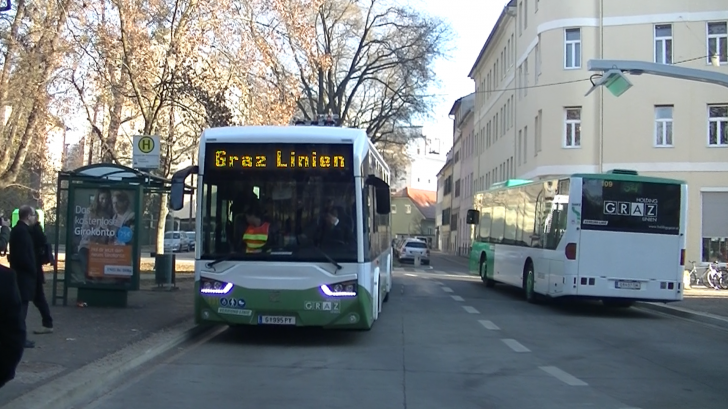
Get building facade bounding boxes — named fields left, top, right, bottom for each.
left=466, top=0, right=728, bottom=264
left=435, top=151, right=453, bottom=251
left=390, top=130, right=447, bottom=193
left=391, top=188, right=437, bottom=245
left=447, top=93, right=476, bottom=256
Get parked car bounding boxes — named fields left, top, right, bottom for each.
left=164, top=231, right=191, bottom=252
left=397, top=239, right=430, bottom=265
left=186, top=231, right=196, bottom=250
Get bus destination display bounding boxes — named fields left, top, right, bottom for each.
left=207, top=143, right=352, bottom=171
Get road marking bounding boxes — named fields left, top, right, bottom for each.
left=462, top=306, right=480, bottom=314
left=478, top=320, right=500, bottom=330
left=451, top=295, right=464, bottom=301
left=501, top=339, right=530, bottom=352
left=432, top=281, right=443, bottom=286
left=539, top=366, right=588, bottom=386
left=405, top=273, right=417, bottom=277
left=441, top=287, right=453, bottom=293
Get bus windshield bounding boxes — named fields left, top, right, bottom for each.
left=199, top=143, right=357, bottom=262
left=580, top=178, right=681, bottom=235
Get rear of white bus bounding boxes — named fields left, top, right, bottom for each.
left=572, top=174, right=686, bottom=303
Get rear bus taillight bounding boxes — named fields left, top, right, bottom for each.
left=565, top=243, right=577, bottom=260
left=680, top=249, right=685, bottom=266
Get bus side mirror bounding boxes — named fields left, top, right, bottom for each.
left=466, top=209, right=479, bottom=224
left=365, top=174, right=391, bottom=215
left=170, top=165, right=198, bottom=211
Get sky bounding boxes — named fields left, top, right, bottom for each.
left=417, top=0, right=508, bottom=153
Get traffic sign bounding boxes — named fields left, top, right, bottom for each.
left=133, top=135, right=160, bottom=169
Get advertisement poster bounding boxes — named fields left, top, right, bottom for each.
left=69, top=188, right=136, bottom=284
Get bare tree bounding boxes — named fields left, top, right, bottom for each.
left=0, top=0, right=74, bottom=189
left=282, top=0, right=451, bottom=143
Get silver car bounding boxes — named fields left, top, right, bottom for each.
left=397, top=239, right=430, bottom=265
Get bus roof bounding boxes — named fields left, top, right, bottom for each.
left=571, top=171, right=685, bottom=185
left=201, top=125, right=369, bottom=144
left=478, top=170, right=684, bottom=195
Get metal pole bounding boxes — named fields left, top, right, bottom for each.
left=587, top=59, right=728, bottom=88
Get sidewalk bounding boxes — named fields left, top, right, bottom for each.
left=639, top=285, right=728, bottom=330
left=0, top=276, right=198, bottom=407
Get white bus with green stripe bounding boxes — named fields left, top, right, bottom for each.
left=465, top=170, right=687, bottom=307
left=170, top=116, right=393, bottom=330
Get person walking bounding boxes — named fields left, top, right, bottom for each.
left=8, top=205, right=39, bottom=349
left=30, top=210, right=53, bottom=334
left=0, top=215, right=26, bottom=388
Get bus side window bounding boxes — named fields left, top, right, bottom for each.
left=478, top=206, right=492, bottom=242
left=545, top=204, right=567, bottom=250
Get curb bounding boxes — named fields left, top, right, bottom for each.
left=636, top=302, right=728, bottom=330
left=1, top=322, right=218, bottom=409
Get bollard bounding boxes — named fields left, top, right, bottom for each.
left=414, top=255, right=421, bottom=267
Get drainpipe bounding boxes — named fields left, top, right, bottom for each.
left=598, top=0, right=605, bottom=172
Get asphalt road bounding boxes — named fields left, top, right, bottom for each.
left=81, top=252, right=727, bottom=409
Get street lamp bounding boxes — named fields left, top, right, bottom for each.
left=584, top=69, right=633, bottom=97
left=585, top=59, right=728, bottom=98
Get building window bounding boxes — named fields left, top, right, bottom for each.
left=405, top=204, right=412, bottom=214
left=707, top=22, right=727, bottom=64
left=391, top=204, right=397, bottom=213
left=702, top=192, right=728, bottom=263
left=708, top=105, right=728, bottom=146
left=654, top=24, right=673, bottom=64
left=564, top=107, right=581, bottom=147
left=535, top=36, right=542, bottom=78
left=518, top=1, right=523, bottom=35
left=654, top=105, right=674, bottom=147
left=564, top=28, right=581, bottom=69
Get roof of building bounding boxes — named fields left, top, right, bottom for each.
left=393, top=187, right=437, bottom=219
left=468, top=0, right=515, bottom=78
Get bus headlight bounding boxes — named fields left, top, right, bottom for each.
left=320, top=280, right=357, bottom=297
left=200, top=277, right=233, bottom=295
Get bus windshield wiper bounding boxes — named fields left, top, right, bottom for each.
left=311, top=245, right=342, bottom=271
left=206, top=251, right=247, bottom=270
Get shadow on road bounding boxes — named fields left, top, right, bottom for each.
left=462, top=279, right=662, bottom=320
left=208, top=325, right=370, bottom=347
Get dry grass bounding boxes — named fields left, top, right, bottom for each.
left=42, top=260, right=195, bottom=275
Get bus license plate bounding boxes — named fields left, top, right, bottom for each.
left=258, top=315, right=296, bottom=325
left=615, top=280, right=641, bottom=290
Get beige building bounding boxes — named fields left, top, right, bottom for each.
left=467, top=0, right=728, bottom=264
left=435, top=151, right=453, bottom=251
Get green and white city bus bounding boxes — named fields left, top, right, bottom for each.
left=465, top=170, right=687, bottom=307
left=170, top=116, right=393, bottom=330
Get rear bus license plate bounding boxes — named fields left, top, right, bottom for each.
left=615, top=280, right=641, bottom=290
left=258, top=315, right=296, bottom=325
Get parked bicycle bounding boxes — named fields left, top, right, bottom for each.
left=689, top=260, right=728, bottom=289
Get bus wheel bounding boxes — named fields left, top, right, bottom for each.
left=524, top=263, right=538, bottom=303
left=480, top=257, right=495, bottom=287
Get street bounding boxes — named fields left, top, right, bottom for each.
left=80, top=253, right=727, bottom=409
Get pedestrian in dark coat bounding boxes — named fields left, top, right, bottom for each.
left=30, top=211, right=53, bottom=334
left=0, top=215, right=25, bottom=388
left=8, top=205, right=38, bottom=349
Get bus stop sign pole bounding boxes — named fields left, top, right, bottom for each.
left=585, top=59, right=728, bottom=97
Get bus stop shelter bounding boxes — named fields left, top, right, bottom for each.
left=50, top=163, right=180, bottom=307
